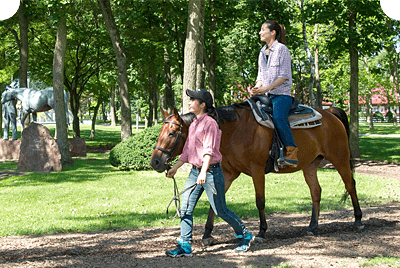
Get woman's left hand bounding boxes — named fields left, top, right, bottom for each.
left=251, top=86, right=267, bottom=95
left=197, top=171, right=207, bottom=185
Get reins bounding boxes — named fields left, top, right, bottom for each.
left=166, top=170, right=217, bottom=219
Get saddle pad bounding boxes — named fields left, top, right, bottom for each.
left=246, top=99, right=323, bottom=129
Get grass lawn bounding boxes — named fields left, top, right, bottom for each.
left=359, top=122, right=400, bottom=135
left=1, top=151, right=399, bottom=237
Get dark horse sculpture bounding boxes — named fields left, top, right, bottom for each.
left=1, top=87, right=69, bottom=128
left=150, top=102, right=363, bottom=245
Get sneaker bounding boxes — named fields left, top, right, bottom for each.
left=234, top=231, right=254, bottom=252
left=166, top=239, right=193, bottom=257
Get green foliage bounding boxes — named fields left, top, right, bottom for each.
left=109, top=124, right=162, bottom=170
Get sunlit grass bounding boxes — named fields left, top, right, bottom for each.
left=361, top=255, right=400, bottom=267
left=1, top=155, right=399, bottom=236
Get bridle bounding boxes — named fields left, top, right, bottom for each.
left=153, top=114, right=186, bottom=164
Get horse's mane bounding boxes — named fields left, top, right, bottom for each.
left=181, top=101, right=250, bottom=126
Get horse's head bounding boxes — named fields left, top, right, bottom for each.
left=1, top=87, right=14, bottom=104
left=150, top=107, right=189, bottom=173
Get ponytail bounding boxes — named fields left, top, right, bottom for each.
left=263, top=20, right=286, bottom=44
left=207, top=106, right=221, bottom=129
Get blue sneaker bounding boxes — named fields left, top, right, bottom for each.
left=166, top=239, right=193, bottom=257
left=234, top=231, right=254, bottom=252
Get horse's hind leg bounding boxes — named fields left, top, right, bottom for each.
left=302, top=156, right=324, bottom=235
left=332, top=159, right=364, bottom=231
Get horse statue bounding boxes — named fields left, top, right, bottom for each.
left=1, top=87, right=69, bottom=128
left=150, top=102, right=363, bottom=245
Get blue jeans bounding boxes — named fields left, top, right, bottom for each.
left=180, top=166, right=248, bottom=243
left=270, top=94, right=296, bottom=148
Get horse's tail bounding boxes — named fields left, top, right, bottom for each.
left=326, top=107, right=354, bottom=172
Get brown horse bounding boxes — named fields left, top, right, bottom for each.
left=150, top=102, right=363, bottom=245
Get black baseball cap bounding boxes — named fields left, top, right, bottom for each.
left=186, top=89, right=213, bottom=108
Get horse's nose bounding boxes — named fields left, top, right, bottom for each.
left=150, top=158, right=160, bottom=169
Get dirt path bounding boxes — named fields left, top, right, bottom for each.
left=1, top=202, right=399, bottom=268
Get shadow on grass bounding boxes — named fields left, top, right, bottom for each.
left=0, top=155, right=113, bottom=186
left=359, top=137, right=400, bottom=162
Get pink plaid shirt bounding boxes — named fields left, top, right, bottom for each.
left=256, top=40, right=293, bottom=96
left=179, top=113, right=222, bottom=167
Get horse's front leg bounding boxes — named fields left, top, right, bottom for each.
left=252, top=171, right=268, bottom=242
left=202, top=207, right=216, bottom=246
left=20, top=111, right=29, bottom=130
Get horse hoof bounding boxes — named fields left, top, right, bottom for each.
left=202, top=237, right=215, bottom=246
left=301, top=228, right=317, bottom=236
left=254, top=236, right=266, bottom=243
left=354, top=224, right=365, bottom=232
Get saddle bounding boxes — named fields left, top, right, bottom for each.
left=245, top=95, right=322, bottom=174
left=246, top=95, right=322, bottom=129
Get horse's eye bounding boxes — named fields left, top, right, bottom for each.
left=168, top=132, right=175, bottom=137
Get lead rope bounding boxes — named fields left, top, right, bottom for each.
left=166, top=166, right=217, bottom=219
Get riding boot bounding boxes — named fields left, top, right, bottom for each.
left=284, top=146, right=298, bottom=167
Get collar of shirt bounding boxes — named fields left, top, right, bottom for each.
left=268, top=40, right=279, bottom=52
left=192, top=113, right=208, bottom=126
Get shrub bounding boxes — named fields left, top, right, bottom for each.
left=109, top=124, right=162, bottom=170
left=373, top=111, right=384, bottom=122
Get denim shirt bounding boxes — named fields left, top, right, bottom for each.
left=256, top=40, right=293, bottom=96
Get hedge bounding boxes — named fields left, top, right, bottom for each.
left=109, top=124, right=162, bottom=170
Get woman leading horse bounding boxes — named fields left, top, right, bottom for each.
left=150, top=101, right=363, bottom=245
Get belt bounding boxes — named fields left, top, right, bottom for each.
left=192, top=162, right=221, bottom=172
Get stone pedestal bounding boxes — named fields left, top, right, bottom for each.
left=0, top=140, right=21, bottom=160
left=17, top=122, right=62, bottom=172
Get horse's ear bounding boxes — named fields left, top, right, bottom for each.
left=172, top=107, right=180, bottom=118
left=161, top=108, right=170, bottom=120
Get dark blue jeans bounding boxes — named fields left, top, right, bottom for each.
left=180, top=166, right=248, bottom=243
left=270, top=94, right=296, bottom=147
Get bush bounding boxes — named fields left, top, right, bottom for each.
left=109, top=124, right=162, bottom=170
left=386, top=111, right=394, bottom=123
left=373, top=111, right=384, bottom=122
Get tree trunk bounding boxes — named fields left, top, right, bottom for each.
left=18, top=0, right=30, bottom=127
left=53, top=14, right=72, bottom=166
left=203, top=9, right=217, bottom=101
left=314, top=24, right=322, bottom=108
left=300, top=0, right=315, bottom=107
left=182, top=0, right=202, bottom=114
left=110, top=85, right=117, bottom=126
left=89, top=98, right=102, bottom=141
left=163, top=48, right=174, bottom=113
left=348, top=7, right=360, bottom=158
left=98, top=0, right=132, bottom=141
left=362, top=57, right=374, bottom=130
left=196, top=0, right=205, bottom=90
left=69, top=90, right=81, bottom=138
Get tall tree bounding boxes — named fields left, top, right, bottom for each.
left=98, top=0, right=132, bottom=141
left=18, top=0, right=29, bottom=89
left=52, top=11, right=72, bottom=166
left=182, top=0, right=202, bottom=113
left=348, top=2, right=360, bottom=157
